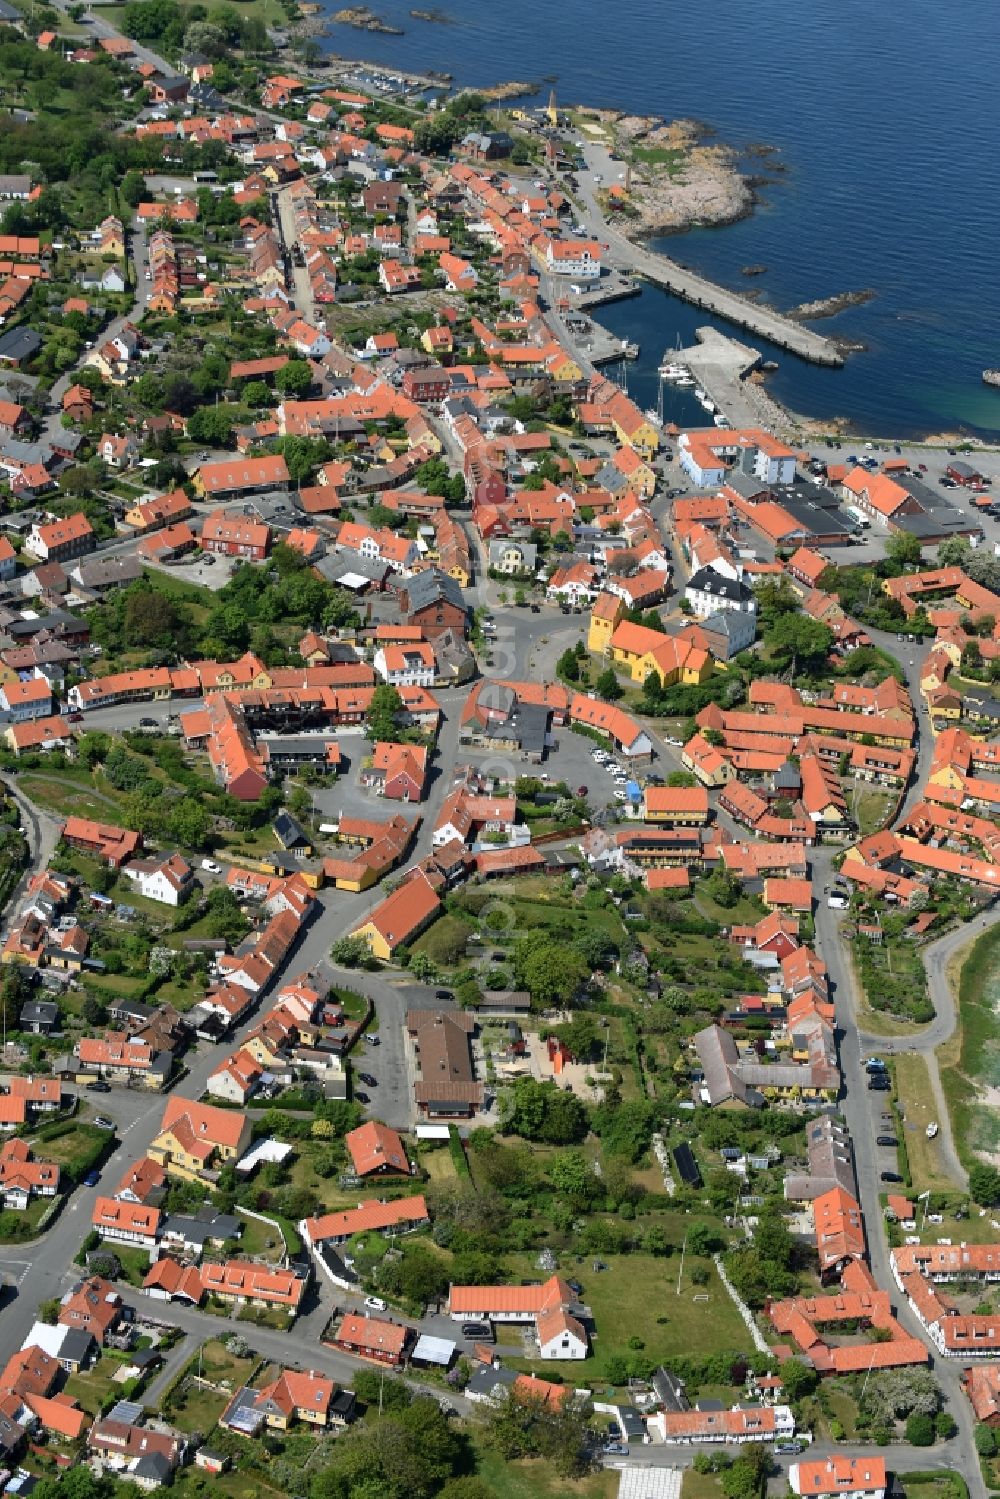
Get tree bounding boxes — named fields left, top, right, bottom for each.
left=182, top=19, right=228, bottom=55
left=550, top=1014, right=600, bottom=1061
left=969, top=1162, right=1000, bottom=1206
left=548, top=1149, right=594, bottom=1201
left=556, top=647, right=580, bottom=683
left=861, top=1367, right=942, bottom=1425
left=779, top=1359, right=818, bottom=1400
left=764, top=612, right=834, bottom=675
left=886, top=531, right=924, bottom=568
left=905, top=1411, right=935, bottom=1446
left=686, top=1222, right=725, bottom=1257
left=331, top=935, right=370, bottom=968
left=187, top=404, right=233, bottom=448
left=274, top=359, right=314, bottom=397
left=366, top=684, right=404, bottom=742
left=166, top=797, right=210, bottom=850
left=505, top=1077, right=588, bottom=1145
left=721, top=1452, right=768, bottom=1499
left=976, top=1423, right=997, bottom=1457
left=514, top=933, right=588, bottom=1006
left=594, top=667, right=623, bottom=701
left=242, top=380, right=269, bottom=408
left=935, top=1409, right=957, bottom=1439
left=121, top=170, right=146, bottom=208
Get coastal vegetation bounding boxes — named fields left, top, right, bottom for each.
left=940, top=923, right=1000, bottom=1169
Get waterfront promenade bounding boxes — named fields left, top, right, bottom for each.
left=567, top=144, right=845, bottom=368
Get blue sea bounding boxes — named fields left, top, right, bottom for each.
left=319, top=0, right=1000, bottom=440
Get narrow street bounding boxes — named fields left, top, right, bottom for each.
left=813, top=879, right=984, bottom=1495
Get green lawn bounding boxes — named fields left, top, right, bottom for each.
left=236, top=1211, right=285, bottom=1262
left=892, top=1053, right=959, bottom=1194
left=682, top=1472, right=725, bottom=1499
left=30, top=1120, right=109, bottom=1177
left=940, top=923, right=1000, bottom=1167
left=19, top=769, right=124, bottom=823
left=65, top=1353, right=130, bottom=1415
left=473, top=1447, right=617, bottom=1499
left=631, top=145, right=686, bottom=175
left=115, top=1246, right=154, bottom=1287
left=502, top=1248, right=752, bottom=1379
left=852, top=787, right=897, bottom=837
left=692, top=881, right=767, bottom=927
left=0, top=1194, right=54, bottom=1243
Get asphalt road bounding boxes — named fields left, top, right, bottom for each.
left=813, top=871, right=984, bottom=1497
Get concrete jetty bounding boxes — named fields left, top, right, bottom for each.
left=629, top=248, right=844, bottom=367
left=673, top=327, right=795, bottom=432
left=568, top=172, right=845, bottom=367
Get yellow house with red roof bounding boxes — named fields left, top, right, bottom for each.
left=608, top=620, right=714, bottom=686
left=149, top=1096, right=252, bottom=1183
left=587, top=591, right=626, bottom=653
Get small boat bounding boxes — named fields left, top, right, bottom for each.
left=694, top=387, right=707, bottom=401
left=644, top=408, right=660, bottom=426
left=983, top=370, right=1000, bottom=388
left=658, top=362, right=689, bottom=380
left=700, top=397, right=716, bottom=413
left=674, top=376, right=694, bottom=387
left=926, top=1122, right=939, bottom=1139
left=621, top=341, right=640, bottom=359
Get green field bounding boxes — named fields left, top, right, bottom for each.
left=473, top=1449, right=617, bottom=1499
left=502, top=1248, right=752, bottom=1379
left=940, top=923, right=1000, bottom=1165
left=892, top=1053, right=958, bottom=1194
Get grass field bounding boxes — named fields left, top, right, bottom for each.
left=892, top=1053, right=959, bottom=1193
left=66, top=1353, right=130, bottom=1415
left=502, top=1248, right=752, bottom=1379
left=940, top=923, right=1000, bottom=1167
left=853, top=787, right=897, bottom=837
left=19, top=769, right=124, bottom=823
left=631, top=145, right=686, bottom=175
left=682, top=1472, right=725, bottom=1499
left=473, top=1448, right=617, bottom=1499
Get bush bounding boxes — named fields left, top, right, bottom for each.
left=975, top=1423, right=997, bottom=1457
left=905, top=1412, right=936, bottom=1447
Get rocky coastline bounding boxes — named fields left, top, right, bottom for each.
left=607, top=115, right=756, bottom=236
left=789, top=288, right=877, bottom=321
left=332, top=6, right=404, bottom=34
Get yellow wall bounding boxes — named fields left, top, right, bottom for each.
left=352, top=921, right=391, bottom=962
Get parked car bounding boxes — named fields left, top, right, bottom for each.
left=357, top=1072, right=377, bottom=1088
left=434, top=988, right=453, bottom=1001
left=139, top=717, right=157, bottom=728
left=877, top=1135, right=898, bottom=1147
left=881, top=1171, right=903, bottom=1183
left=364, top=1296, right=387, bottom=1312
left=201, top=859, right=222, bottom=874
left=868, top=1075, right=891, bottom=1091
left=461, top=1321, right=494, bottom=1341
left=576, top=785, right=589, bottom=797
left=86, top=1079, right=111, bottom=1093
left=82, top=1170, right=101, bottom=1188
left=775, top=1443, right=804, bottom=1455
left=355, top=1091, right=370, bottom=1104
left=367, top=1034, right=381, bottom=1046
left=93, top=1116, right=115, bottom=1131
left=603, top=1444, right=629, bottom=1456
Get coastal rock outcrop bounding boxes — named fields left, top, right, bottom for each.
left=333, top=6, right=403, bottom=33
left=607, top=116, right=755, bottom=235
